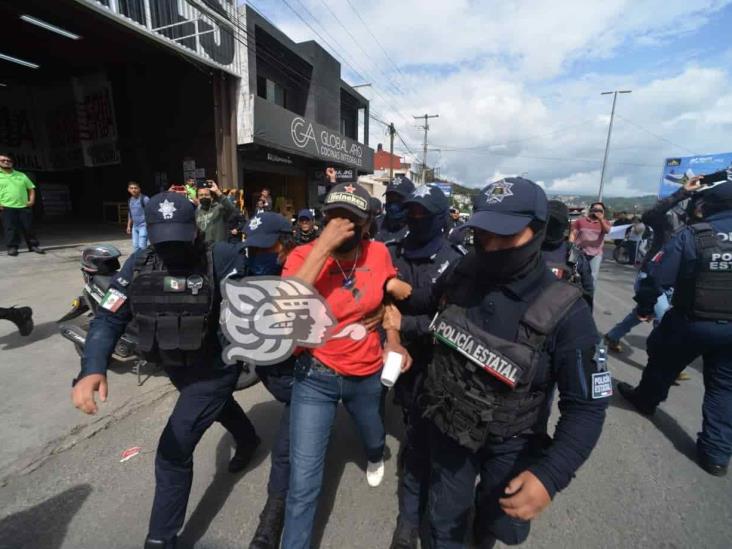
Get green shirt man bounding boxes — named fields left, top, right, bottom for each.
left=0, top=167, right=36, bottom=209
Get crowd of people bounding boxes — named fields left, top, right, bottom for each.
left=3, top=150, right=729, bottom=548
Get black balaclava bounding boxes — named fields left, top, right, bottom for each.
left=475, top=222, right=546, bottom=284
left=403, top=212, right=446, bottom=259
left=543, top=201, right=569, bottom=250
left=153, top=240, right=199, bottom=270
left=384, top=201, right=407, bottom=231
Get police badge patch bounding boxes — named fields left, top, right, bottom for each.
left=484, top=180, right=514, bottom=204
left=591, top=372, right=613, bottom=399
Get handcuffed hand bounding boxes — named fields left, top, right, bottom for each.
left=499, top=470, right=551, bottom=521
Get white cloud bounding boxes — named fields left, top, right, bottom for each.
left=247, top=0, right=732, bottom=196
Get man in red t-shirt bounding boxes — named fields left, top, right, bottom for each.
left=570, top=201, right=612, bottom=284
left=281, top=176, right=412, bottom=549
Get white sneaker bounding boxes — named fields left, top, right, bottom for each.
left=366, top=459, right=385, bottom=487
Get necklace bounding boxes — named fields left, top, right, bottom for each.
left=333, top=247, right=360, bottom=289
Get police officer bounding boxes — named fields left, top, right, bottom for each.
left=243, top=212, right=298, bottom=549
left=292, top=208, right=320, bottom=245
left=618, top=180, right=732, bottom=477
left=406, top=177, right=609, bottom=548
left=542, top=200, right=594, bottom=308
left=71, top=193, right=260, bottom=548
left=375, top=175, right=416, bottom=244
left=383, top=184, right=465, bottom=549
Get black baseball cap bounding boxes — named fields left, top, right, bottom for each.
left=244, top=212, right=293, bottom=248
left=404, top=184, right=449, bottom=215
left=145, top=192, right=197, bottom=244
left=385, top=175, right=416, bottom=198
left=700, top=180, right=732, bottom=201
left=297, top=208, right=313, bottom=220
left=323, top=182, right=371, bottom=219
left=467, top=177, right=547, bottom=236
left=370, top=196, right=383, bottom=215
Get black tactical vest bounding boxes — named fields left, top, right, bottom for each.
left=128, top=246, right=216, bottom=366
left=672, top=222, right=732, bottom=320
left=422, top=280, right=582, bottom=451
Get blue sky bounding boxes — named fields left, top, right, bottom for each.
left=240, top=0, right=732, bottom=196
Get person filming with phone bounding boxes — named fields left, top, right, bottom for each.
left=195, top=180, right=238, bottom=244
left=570, top=201, right=612, bottom=284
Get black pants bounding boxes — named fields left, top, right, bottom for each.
left=2, top=207, right=39, bottom=250
left=148, top=364, right=256, bottom=541
left=256, top=362, right=294, bottom=497
left=429, top=427, right=539, bottom=547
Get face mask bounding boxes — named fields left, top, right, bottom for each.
left=405, top=214, right=444, bottom=246
left=543, top=217, right=568, bottom=248
left=154, top=240, right=197, bottom=269
left=335, top=225, right=363, bottom=255
left=384, top=202, right=407, bottom=228
left=199, top=197, right=212, bottom=209
left=249, top=252, right=282, bottom=276
left=474, top=226, right=545, bottom=283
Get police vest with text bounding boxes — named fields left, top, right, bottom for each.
left=423, top=281, right=583, bottom=451
left=128, top=247, right=216, bottom=366
left=672, top=222, right=732, bottom=320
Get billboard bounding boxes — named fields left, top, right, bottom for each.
left=659, top=152, right=732, bottom=198
left=433, top=182, right=453, bottom=198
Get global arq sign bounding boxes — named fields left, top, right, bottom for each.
left=291, top=117, right=364, bottom=167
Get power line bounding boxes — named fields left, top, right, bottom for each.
left=343, top=0, right=409, bottom=82
left=615, top=114, right=697, bottom=155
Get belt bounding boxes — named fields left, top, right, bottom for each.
left=304, top=354, right=340, bottom=376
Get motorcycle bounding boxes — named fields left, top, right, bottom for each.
left=57, top=245, right=259, bottom=389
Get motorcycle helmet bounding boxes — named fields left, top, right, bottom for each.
left=81, top=244, right=122, bottom=274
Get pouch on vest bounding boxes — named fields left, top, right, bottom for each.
left=156, top=315, right=180, bottom=350
left=136, top=314, right=156, bottom=352
left=179, top=316, right=206, bottom=351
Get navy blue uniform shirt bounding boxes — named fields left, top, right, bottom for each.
left=635, top=211, right=732, bottom=315
left=406, top=254, right=607, bottom=498
left=79, top=242, right=247, bottom=379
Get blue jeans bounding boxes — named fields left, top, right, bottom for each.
left=282, top=356, right=385, bottom=549
left=607, top=272, right=672, bottom=341
left=131, top=224, right=148, bottom=252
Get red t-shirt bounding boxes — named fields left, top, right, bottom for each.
left=282, top=240, right=397, bottom=376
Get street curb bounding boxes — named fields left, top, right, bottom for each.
left=0, top=382, right=176, bottom=486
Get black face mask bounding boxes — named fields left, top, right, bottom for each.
left=199, top=197, right=212, bottom=209
left=335, top=225, right=363, bottom=255
left=543, top=217, right=568, bottom=249
left=154, top=241, right=198, bottom=269
left=474, top=226, right=545, bottom=284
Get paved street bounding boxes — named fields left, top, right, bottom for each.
left=1, top=239, right=730, bottom=549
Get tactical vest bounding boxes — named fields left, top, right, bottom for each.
left=422, top=280, right=582, bottom=451
left=672, top=222, right=732, bottom=320
left=128, top=246, right=216, bottom=366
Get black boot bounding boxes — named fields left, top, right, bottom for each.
left=389, top=516, right=418, bottom=549
left=4, top=306, right=33, bottom=336
left=144, top=535, right=177, bottom=548
left=249, top=494, right=286, bottom=549
left=617, top=382, right=656, bottom=416
left=229, top=435, right=261, bottom=473
left=697, top=454, right=728, bottom=477
left=7, top=247, right=18, bottom=257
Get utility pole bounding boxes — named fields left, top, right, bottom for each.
left=598, top=90, right=631, bottom=202
left=388, top=123, right=396, bottom=181
left=413, top=113, right=439, bottom=183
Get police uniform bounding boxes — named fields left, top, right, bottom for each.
left=375, top=175, right=416, bottom=244
left=542, top=201, right=594, bottom=309
left=292, top=208, right=320, bottom=246
left=243, top=212, right=297, bottom=549
left=406, top=178, right=609, bottom=548
left=387, top=185, right=466, bottom=548
left=76, top=193, right=259, bottom=548
left=620, top=181, right=732, bottom=477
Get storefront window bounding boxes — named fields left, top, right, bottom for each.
left=257, top=76, right=287, bottom=108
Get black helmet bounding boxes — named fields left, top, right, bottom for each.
left=81, top=244, right=122, bottom=274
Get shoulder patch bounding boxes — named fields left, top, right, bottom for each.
left=591, top=372, right=613, bottom=399
left=116, top=276, right=129, bottom=287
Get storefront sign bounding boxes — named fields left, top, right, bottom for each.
left=335, top=169, right=355, bottom=182
left=267, top=152, right=293, bottom=164
left=252, top=97, right=373, bottom=171
left=82, top=0, right=241, bottom=75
